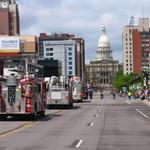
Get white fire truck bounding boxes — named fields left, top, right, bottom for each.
left=0, top=74, right=47, bottom=120
left=46, top=76, right=73, bottom=108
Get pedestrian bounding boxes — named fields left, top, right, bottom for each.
left=88, top=88, right=93, bottom=99
left=140, top=91, right=145, bottom=100
left=128, top=91, right=131, bottom=100
left=112, top=91, right=116, bottom=99
left=99, top=90, right=103, bottom=99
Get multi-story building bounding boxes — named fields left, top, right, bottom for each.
left=0, top=0, right=20, bottom=75
left=43, top=40, right=76, bottom=77
left=0, top=0, right=20, bottom=36
left=86, top=25, right=119, bottom=88
left=123, top=18, right=150, bottom=75
left=38, top=33, right=85, bottom=80
left=0, top=35, right=38, bottom=76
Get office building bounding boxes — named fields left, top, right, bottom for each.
left=38, top=33, right=85, bottom=80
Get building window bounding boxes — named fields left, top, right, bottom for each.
left=69, top=62, right=72, bottom=65
left=69, top=57, right=72, bottom=60
left=69, top=66, right=72, bottom=70
left=69, top=71, right=72, bottom=75
left=68, top=47, right=72, bottom=51
left=68, top=52, right=72, bottom=56
left=46, top=48, right=53, bottom=51
left=46, top=53, right=53, bottom=56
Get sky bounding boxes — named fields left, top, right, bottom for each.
left=17, top=0, right=150, bottom=64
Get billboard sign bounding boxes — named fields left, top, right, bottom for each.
left=0, top=37, right=20, bottom=53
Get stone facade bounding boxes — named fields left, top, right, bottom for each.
left=85, top=25, right=119, bottom=88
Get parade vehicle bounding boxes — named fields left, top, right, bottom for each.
left=46, top=76, right=73, bottom=108
left=71, top=76, right=83, bottom=102
left=0, top=74, right=47, bottom=120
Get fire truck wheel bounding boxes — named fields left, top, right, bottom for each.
left=39, top=110, right=45, bottom=117
left=80, top=98, right=83, bottom=102
left=31, top=104, right=37, bottom=119
left=69, top=102, right=73, bottom=108
left=31, top=111, right=37, bottom=119
left=0, top=116, right=7, bottom=121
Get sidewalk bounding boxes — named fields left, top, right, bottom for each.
left=142, top=99, right=150, bottom=106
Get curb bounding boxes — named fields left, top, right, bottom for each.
left=141, top=100, right=150, bottom=106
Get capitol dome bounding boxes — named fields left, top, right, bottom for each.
left=98, top=25, right=110, bottom=47
left=96, top=25, right=113, bottom=61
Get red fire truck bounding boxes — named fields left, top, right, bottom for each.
left=0, top=74, right=47, bottom=120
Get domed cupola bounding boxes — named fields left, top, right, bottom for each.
left=96, top=25, right=113, bottom=61
left=98, top=25, right=110, bottom=47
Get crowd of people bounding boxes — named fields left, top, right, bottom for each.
left=122, top=89, right=150, bottom=100
left=83, top=85, right=150, bottom=101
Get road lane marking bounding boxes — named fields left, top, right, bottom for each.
left=126, top=100, right=131, bottom=104
left=97, top=109, right=101, bottom=112
left=0, top=110, right=64, bottom=138
left=0, top=122, right=39, bottom=138
left=75, top=139, right=83, bottom=148
left=89, top=122, right=94, bottom=126
left=94, top=114, right=99, bottom=118
left=136, top=109, right=150, bottom=118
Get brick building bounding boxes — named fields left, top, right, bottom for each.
left=123, top=18, right=150, bottom=75
left=0, top=0, right=20, bottom=36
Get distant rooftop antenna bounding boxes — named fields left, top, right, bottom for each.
left=129, top=16, right=134, bottom=26
left=142, top=5, right=145, bottom=18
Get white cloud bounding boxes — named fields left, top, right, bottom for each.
left=17, top=0, right=150, bottom=64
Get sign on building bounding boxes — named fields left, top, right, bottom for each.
left=0, top=37, right=20, bottom=56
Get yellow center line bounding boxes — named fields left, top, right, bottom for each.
left=0, top=110, right=65, bottom=138
left=0, top=121, right=39, bottom=138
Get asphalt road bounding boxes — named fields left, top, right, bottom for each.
left=0, top=92, right=150, bottom=150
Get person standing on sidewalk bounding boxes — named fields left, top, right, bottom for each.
left=88, top=88, right=93, bottom=100
left=128, top=91, right=131, bottom=100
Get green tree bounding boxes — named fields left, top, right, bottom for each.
left=112, top=70, right=130, bottom=90
left=113, top=70, right=138, bottom=91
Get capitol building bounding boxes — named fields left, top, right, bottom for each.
left=86, top=25, right=120, bottom=88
